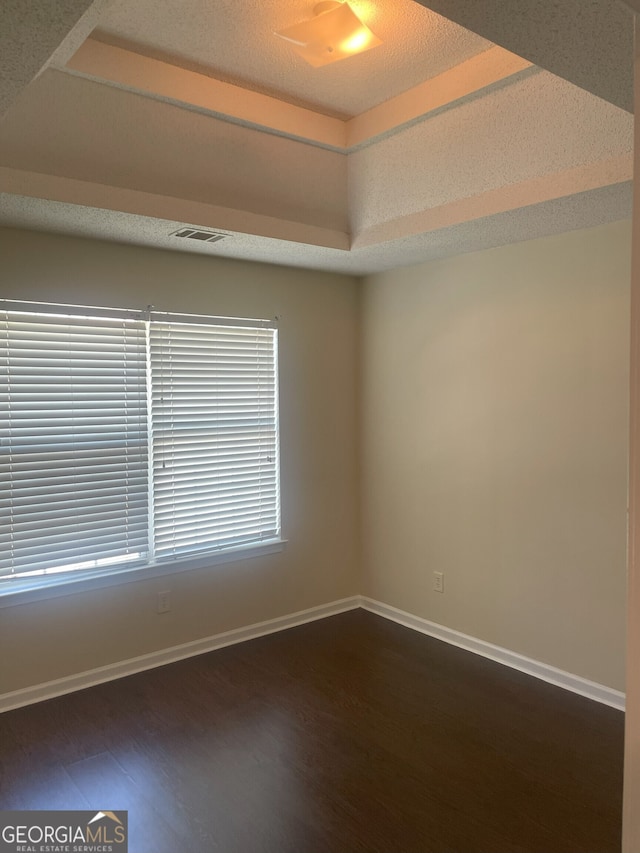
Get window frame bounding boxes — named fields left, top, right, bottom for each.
left=0, top=300, right=285, bottom=606
left=0, top=538, right=286, bottom=608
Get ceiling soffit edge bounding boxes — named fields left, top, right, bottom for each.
left=0, top=187, right=631, bottom=277
left=2, top=151, right=630, bottom=256
left=352, top=155, right=633, bottom=248
left=64, top=38, right=534, bottom=153
left=0, top=167, right=350, bottom=250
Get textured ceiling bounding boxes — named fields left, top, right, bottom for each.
left=94, top=0, right=490, bottom=118
left=414, top=0, right=633, bottom=112
left=348, top=70, right=633, bottom=234
left=0, top=0, right=634, bottom=275
left=0, top=0, right=111, bottom=117
left=0, top=182, right=631, bottom=275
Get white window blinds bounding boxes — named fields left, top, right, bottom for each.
left=0, top=302, right=280, bottom=586
left=0, top=309, right=149, bottom=580
left=150, top=319, right=280, bottom=558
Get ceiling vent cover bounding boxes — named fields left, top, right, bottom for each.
left=171, top=228, right=228, bottom=244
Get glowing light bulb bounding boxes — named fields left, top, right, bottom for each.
left=275, top=2, right=382, bottom=67
left=341, top=30, right=371, bottom=53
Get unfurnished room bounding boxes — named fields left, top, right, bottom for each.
left=1, top=1, right=640, bottom=851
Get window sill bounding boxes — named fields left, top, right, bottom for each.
left=0, top=540, right=287, bottom=609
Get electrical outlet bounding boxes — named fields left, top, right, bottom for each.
left=433, top=572, right=444, bottom=593
left=156, top=590, right=171, bottom=614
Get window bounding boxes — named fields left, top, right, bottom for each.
left=0, top=300, right=281, bottom=594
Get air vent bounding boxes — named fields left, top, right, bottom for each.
left=171, top=228, right=228, bottom=244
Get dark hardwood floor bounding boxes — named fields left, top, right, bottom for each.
left=0, top=610, right=624, bottom=853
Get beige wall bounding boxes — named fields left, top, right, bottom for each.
left=0, top=227, right=361, bottom=694
left=0, top=219, right=631, bottom=697
left=623, top=19, right=640, bottom=851
left=361, top=220, right=630, bottom=690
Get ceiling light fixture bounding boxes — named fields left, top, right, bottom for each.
left=275, top=1, right=382, bottom=68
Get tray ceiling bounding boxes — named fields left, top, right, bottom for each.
left=0, top=0, right=633, bottom=274
left=94, top=0, right=490, bottom=118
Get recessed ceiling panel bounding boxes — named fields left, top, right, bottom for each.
left=93, top=0, right=491, bottom=118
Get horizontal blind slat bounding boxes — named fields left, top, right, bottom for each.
left=1, top=308, right=149, bottom=580
left=1, top=305, right=280, bottom=580
left=150, top=322, right=279, bottom=557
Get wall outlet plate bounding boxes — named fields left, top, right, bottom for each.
left=157, top=590, right=172, bottom=613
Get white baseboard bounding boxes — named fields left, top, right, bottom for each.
left=0, top=596, right=360, bottom=713
left=2, top=594, right=625, bottom=713
left=360, top=596, right=625, bottom=711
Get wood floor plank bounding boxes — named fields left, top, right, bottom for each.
left=64, top=750, right=188, bottom=853
left=0, top=761, right=90, bottom=812
left=0, top=610, right=623, bottom=852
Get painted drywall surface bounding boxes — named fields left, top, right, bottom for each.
left=348, top=70, right=632, bottom=235
left=622, top=21, right=640, bottom=852
left=360, top=220, right=630, bottom=690
left=0, top=227, right=360, bottom=694
left=0, top=70, right=349, bottom=232
left=0, top=0, right=108, bottom=117
left=413, top=0, right=633, bottom=112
